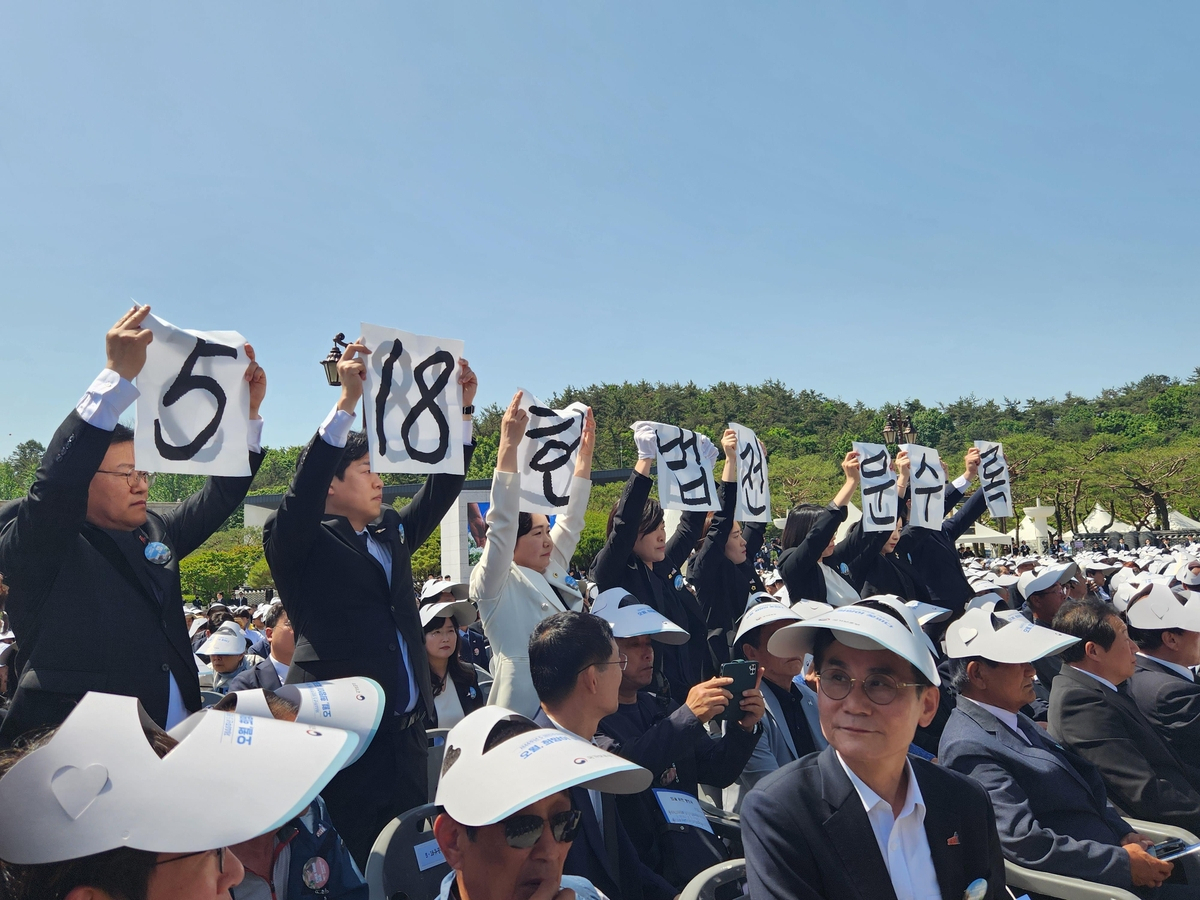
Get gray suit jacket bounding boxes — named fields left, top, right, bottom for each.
left=724, top=676, right=826, bottom=812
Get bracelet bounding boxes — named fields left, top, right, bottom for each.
left=462, top=405, right=475, bottom=415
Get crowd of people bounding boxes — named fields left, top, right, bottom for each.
left=2, top=307, right=1200, bottom=900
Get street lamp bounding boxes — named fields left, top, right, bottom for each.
left=320, top=334, right=348, bottom=386
left=882, top=407, right=916, bottom=445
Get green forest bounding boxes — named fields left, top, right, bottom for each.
left=4, top=367, right=1198, bottom=597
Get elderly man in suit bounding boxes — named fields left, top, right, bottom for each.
left=264, top=339, right=476, bottom=867
left=0, top=306, right=266, bottom=743
left=1125, top=584, right=1200, bottom=772
left=1050, top=597, right=1200, bottom=835
left=743, top=597, right=1006, bottom=900
left=724, top=599, right=828, bottom=813
left=940, top=601, right=1192, bottom=896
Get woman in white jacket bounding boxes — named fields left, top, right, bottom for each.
left=471, top=391, right=595, bottom=716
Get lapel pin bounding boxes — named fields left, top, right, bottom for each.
left=963, top=877, right=987, bottom=900
left=144, top=542, right=172, bottom=565
left=947, top=832, right=960, bottom=846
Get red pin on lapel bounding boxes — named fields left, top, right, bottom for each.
left=947, top=832, right=960, bottom=846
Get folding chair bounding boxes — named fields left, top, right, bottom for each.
left=364, top=803, right=447, bottom=900
left=679, top=859, right=746, bottom=900
left=427, top=728, right=450, bottom=803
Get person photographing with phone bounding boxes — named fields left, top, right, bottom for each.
left=590, top=588, right=764, bottom=889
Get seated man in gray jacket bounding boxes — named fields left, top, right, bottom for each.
left=723, top=598, right=829, bottom=812
left=941, top=601, right=1193, bottom=897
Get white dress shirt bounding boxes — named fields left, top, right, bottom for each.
left=76, top=369, right=264, bottom=729
left=835, top=751, right=942, bottom=900
left=1069, top=665, right=1119, bottom=693
left=1138, top=652, right=1196, bottom=683
left=270, top=654, right=290, bottom=684
left=961, top=696, right=1031, bottom=746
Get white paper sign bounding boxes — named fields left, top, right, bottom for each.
left=975, top=440, right=1014, bottom=518
left=134, top=314, right=250, bottom=476
left=730, top=423, right=770, bottom=523
left=853, top=442, right=898, bottom=533
left=902, top=443, right=945, bottom=530
left=361, top=323, right=464, bottom=474
left=653, top=788, right=714, bottom=833
left=636, top=421, right=720, bottom=512
left=517, top=390, right=588, bottom=513
left=413, top=836, right=446, bottom=871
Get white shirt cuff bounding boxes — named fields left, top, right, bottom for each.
left=319, top=407, right=356, bottom=448
left=75, top=369, right=139, bottom=431
left=952, top=474, right=970, bottom=492
left=463, top=417, right=474, bottom=445
left=247, top=418, right=264, bottom=453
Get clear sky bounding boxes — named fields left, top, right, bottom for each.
left=2, top=3, right=1198, bottom=456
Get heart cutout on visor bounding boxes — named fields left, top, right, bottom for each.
left=50, top=764, right=109, bottom=820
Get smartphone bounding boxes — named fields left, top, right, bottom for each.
left=719, top=659, right=759, bottom=723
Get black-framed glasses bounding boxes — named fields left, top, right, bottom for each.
left=816, top=669, right=923, bottom=706
left=153, top=846, right=226, bottom=873
left=501, top=809, right=582, bottom=849
left=96, top=468, right=156, bottom=489
left=582, top=654, right=627, bottom=676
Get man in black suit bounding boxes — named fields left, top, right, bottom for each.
left=529, top=611, right=676, bottom=900
left=895, top=447, right=987, bottom=616
left=226, top=599, right=294, bottom=692
left=1125, top=584, right=1200, bottom=772
left=0, top=306, right=266, bottom=743
left=1050, top=597, right=1200, bottom=834
left=747, top=598, right=1006, bottom=900
left=263, top=339, right=475, bottom=867
left=939, top=600, right=1190, bottom=896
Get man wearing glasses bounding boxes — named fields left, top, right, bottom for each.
left=743, top=597, right=1006, bottom=900
left=0, top=306, right=266, bottom=743
left=529, top=611, right=676, bottom=900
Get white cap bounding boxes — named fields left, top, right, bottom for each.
left=1110, top=567, right=1138, bottom=592
left=788, top=599, right=835, bottom=621
left=762, top=570, right=782, bottom=586
left=251, top=605, right=265, bottom=621
left=767, top=596, right=941, bottom=686
left=732, top=602, right=802, bottom=650
left=420, top=579, right=469, bottom=603
left=990, top=573, right=1019, bottom=588
left=589, top=587, right=632, bottom=621
left=435, top=707, right=651, bottom=827
left=196, top=621, right=246, bottom=657
left=945, top=600, right=1078, bottom=663
left=0, top=692, right=356, bottom=864
left=420, top=599, right=479, bottom=629
left=1174, top=560, right=1200, bottom=588
left=966, top=592, right=1014, bottom=614
left=1017, top=563, right=1077, bottom=601
left=213, top=677, right=386, bottom=767
left=1125, top=584, right=1200, bottom=634
left=744, top=591, right=777, bottom=612
left=182, top=603, right=200, bottom=616
left=600, top=602, right=689, bottom=645
left=1112, top=579, right=1149, bottom=613
left=187, top=617, right=208, bottom=639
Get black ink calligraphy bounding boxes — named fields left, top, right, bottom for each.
left=374, top=339, right=454, bottom=464
left=526, top=405, right=584, bottom=508
left=739, top=438, right=767, bottom=516
left=860, top=447, right=897, bottom=526
left=657, top=427, right=713, bottom=507
left=153, top=337, right=238, bottom=461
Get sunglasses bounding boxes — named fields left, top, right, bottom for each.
left=500, top=809, right=582, bottom=849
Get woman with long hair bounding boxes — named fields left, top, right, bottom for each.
left=470, top=391, right=595, bottom=717
left=420, top=596, right=483, bottom=729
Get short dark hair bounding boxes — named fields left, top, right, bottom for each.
left=334, top=431, right=370, bottom=481
left=606, top=496, right=664, bottom=541
left=262, top=602, right=287, bottom=629
left=810, top=599, right=933, bottom=689
left=1124, top=584, right=1185, bottom=651
left=529, top=612, right=614, bottom=707
left=780, top=504, right=825, bottom=551
left=110, top=423, right=135, bottom=446
left=1054, top=597, right=1119, bottom=663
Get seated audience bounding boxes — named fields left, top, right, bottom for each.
left=529, top=611, right=676, bottom=900
left=422, top=594, right=485, bottom=729
left=434, top=706, right=654, bottom=900
left=227, top=599, right=294, bottom=692
left=1050, top=597, right=1200, bottom=834
left=197, top=620, right=251, bottom=694
left=591, top=589, right=763, bottom=888
left=743, top=597, right=1005, bottom=900
left=940, top=601, right=1191, bottom=896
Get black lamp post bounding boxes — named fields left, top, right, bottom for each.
left=882, top=407, right=917, bottom=445
left=320, top=334, right=349, bottom=386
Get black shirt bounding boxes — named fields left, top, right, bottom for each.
left=763, top=678, right=818, bottom=758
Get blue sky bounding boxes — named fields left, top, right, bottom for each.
left=2, top=3, right=1198, bottom=456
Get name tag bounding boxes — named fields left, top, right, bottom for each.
left=413, top=837, right=445, bottom=871
left=652, top=789, right=713, bottom=833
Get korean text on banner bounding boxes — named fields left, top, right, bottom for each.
left=730, top=423, right=770, bottom=523
left=635, top=421, right=720, bottom=512
left=975, top=441, right=1014, bottom=518
left=853, top=442, right=897, bottom=532
left=516, top=390, right=588, bottom=513
left=901, top=444, right=945, bottom=530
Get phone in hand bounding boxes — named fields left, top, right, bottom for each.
left=719, top=659, right=759, bottom=723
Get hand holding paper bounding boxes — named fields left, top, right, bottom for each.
left=106, top=305, right=154, bottom=381
left=336, top=340, right=369, bottom=415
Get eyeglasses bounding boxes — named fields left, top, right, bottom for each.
left=501, top=809, right=583, bottom=849
left=816, top=669, right=923, bottom=706
left=96, top=468, right=157, bottom=489
left=582, top=654, right=627, bottom=675
left=153, top=846, right=226, bottom=873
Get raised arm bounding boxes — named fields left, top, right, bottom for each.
left=590, top=424, right=657, bottom=589
left=471, top=392, right=526, bottom=603
left=548, top=407, right=594, bottom=569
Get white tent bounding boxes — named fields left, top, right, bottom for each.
left=1164, top=508, right=1200, bottom=532
left=1079, top=503, right=1134, bottom=535
left=955, top=522, right=1015, bottom=547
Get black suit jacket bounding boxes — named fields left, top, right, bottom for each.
left=1128, top=655, right=1200, bottom=773
left=263, top=431, right=472, bottom=720
left=0, top=411, right=262, bottom=741
left=226, top=657, right=285, bottom=693
left=742, top=745, right=1006, bottom=900
left=894, top=486, right=987, bottom=615
left=1049, top=663, right=1200, bottom=832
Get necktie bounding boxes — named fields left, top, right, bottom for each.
left=356, top=530, right=371, bottom=554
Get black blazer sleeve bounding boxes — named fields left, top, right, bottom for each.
left=591, top=471, right=652, bottom=590
left=263, top=432, right=342, bottom=578
left=743, top=785, right=827, bottom=900
left=0, top=412, right=114, bottom=610
left=830, top=516, right=889, bottom=588
left=742, top=520, right=766, bottom=564
left=598, top=701, right=712, bottom=779
left=943, top=488, right=988, bottom=542
left=776, top=503, right=846, bottom=594
left=163, top=449, right=265, bottom=558
left=693, top=720, right=760, bottom=789
left=688, top=481, right=737, bottom=590
left=664, top=507, right=707, bottom=575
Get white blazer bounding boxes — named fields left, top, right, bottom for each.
left=470, top=470, right=590, bottom=717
